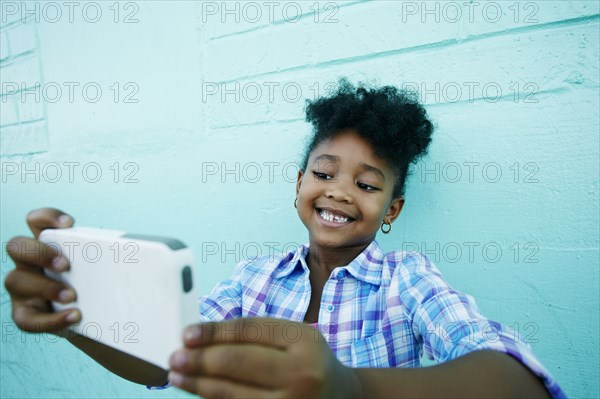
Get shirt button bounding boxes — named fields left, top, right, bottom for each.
left=336, top=270, right=345, bottom=280
left=326, top=304, right=335, bottom=312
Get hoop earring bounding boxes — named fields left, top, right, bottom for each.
left=380, top=219, right=392, bottom=234
left=294, top=198, right=298, bottom=209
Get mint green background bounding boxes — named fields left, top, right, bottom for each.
left=1, top=2, right=599, bottom=398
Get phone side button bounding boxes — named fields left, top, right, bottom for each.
left=182, top=266, right=193, bottom=293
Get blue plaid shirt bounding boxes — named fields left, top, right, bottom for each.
left=198, top=240, right=565, bottom=398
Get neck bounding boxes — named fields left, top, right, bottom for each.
left=306, top=240, right=372, bottom=275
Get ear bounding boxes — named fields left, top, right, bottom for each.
left=385, top=197, right=405, bottom=223
left=295, top=169, right=304, bottom=197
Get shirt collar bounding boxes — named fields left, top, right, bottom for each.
left=273, top=240, right=385, bottom=286
left=344, top=240, right=384, bottom=285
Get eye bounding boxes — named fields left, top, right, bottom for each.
left=312, top=171, right=333, bottom=180
left=357, top=182, right=379, bottom=191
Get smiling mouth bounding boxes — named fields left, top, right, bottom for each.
left=316, top=208, right=355, bottom=225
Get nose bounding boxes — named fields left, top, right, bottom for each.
left=324, top=178, right=353, bottom=204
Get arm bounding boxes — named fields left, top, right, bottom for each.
left=60, top=331, right=169, bottom=386
left=354, top=349, right=550, bottom=398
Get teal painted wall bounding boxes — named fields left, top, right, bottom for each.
left=1, top=1, right=598, bottom=397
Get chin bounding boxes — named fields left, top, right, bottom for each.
left=309, top=234, right=366, bottom=249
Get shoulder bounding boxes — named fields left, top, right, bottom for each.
left=382, top=249, right=444, bottom=282
left=233, top=244, right=303, bottom=280
left=383, top=249, right=454, bottom=308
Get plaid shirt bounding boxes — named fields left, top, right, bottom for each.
left=198, top=240, right=565, bottom=398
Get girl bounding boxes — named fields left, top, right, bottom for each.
left=5, top=79, right=564, bottom=398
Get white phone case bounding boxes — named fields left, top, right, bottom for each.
left=39, top=227, right=197, bottom=370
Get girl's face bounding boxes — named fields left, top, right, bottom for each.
left=295, top=130, right=404, bottom=250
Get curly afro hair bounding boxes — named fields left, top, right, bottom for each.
left=300, top=78, right=434, bottom=198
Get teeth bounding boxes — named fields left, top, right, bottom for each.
left=319, top=209, right=350, bottom=224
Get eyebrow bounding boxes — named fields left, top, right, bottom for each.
left=311, top=154, right=386, bottom=181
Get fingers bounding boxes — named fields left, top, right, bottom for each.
left=5, top=268, right=80, bottom=332
left=6, top=236, right=69, bottom=273
left=4, top=269, right=76, bottom=304
left=27, top=208, right=74, bottom=239
left=171, top=320, right=337, bottom=399
left=170, top=344, right=289, bottom=388
left=4, top=213, right=76, bottom=335
left=183, top=318, right=322, bottom=349
left=168, top=373, right=279, bottom=399
left=12, top=304, right=81, bottom=333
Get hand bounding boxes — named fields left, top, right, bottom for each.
left=4, top=208, right=81, bottom=333
left=168, top=318, right=363, bottom=399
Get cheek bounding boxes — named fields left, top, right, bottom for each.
left=361, top=200, right=386, bottom=223
left=298, top=178, right=319, bottom=199
left=297, top=185, right=318, bottom=211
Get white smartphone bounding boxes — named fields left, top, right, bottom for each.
left=39, top=227, right=197, bottom=371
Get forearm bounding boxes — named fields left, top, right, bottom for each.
left=59, top=331, right=168, bottom=386
left=352, top=350, right=551, bottom=399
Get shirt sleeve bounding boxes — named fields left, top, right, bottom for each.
left=397, top=252, right=567, bottom=399
left=197, top=259, right=248, bottom=322
left=146, top=382, right=171, bottom=390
